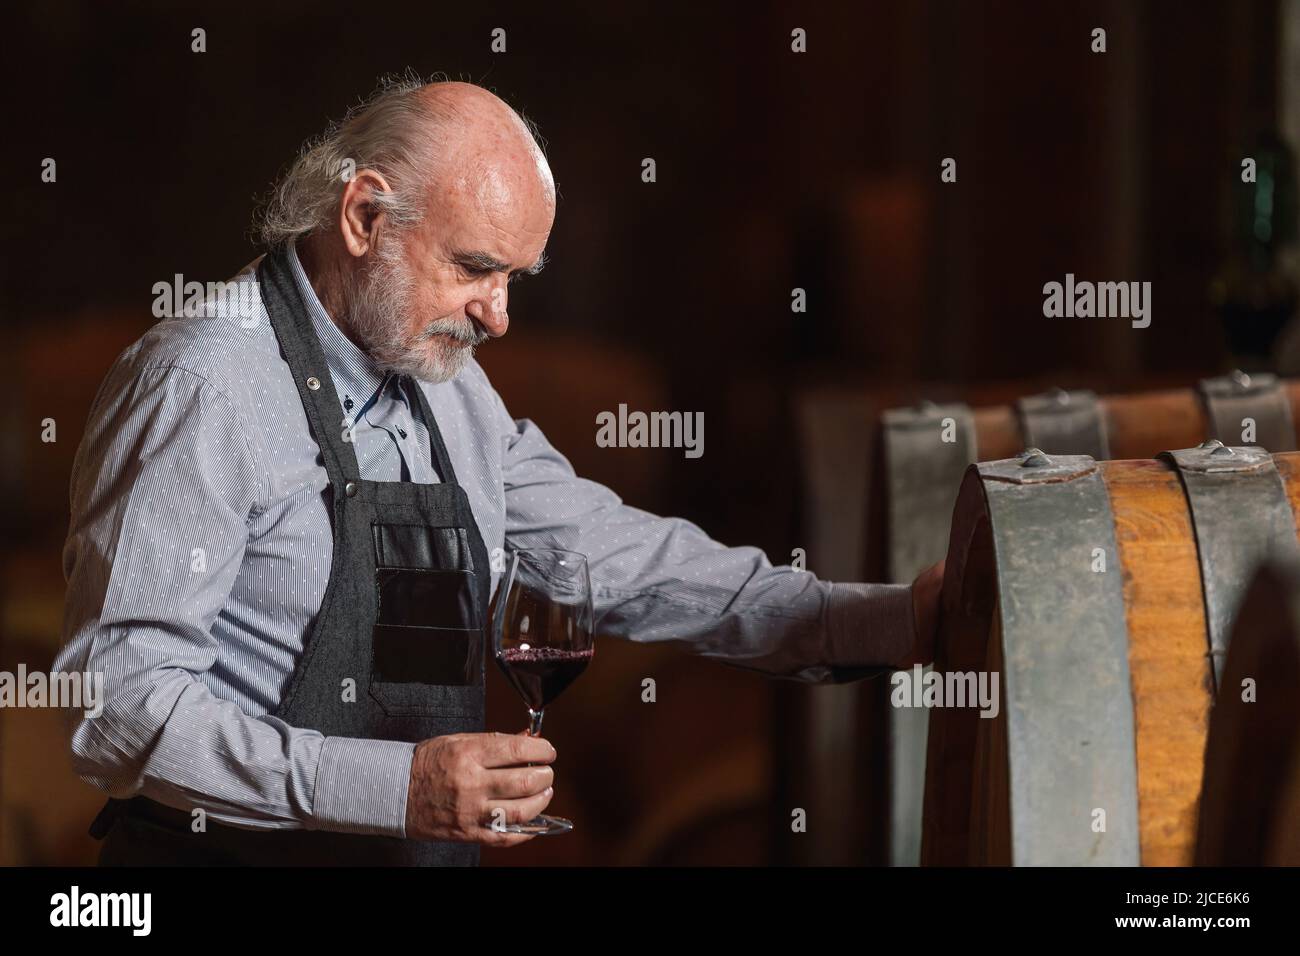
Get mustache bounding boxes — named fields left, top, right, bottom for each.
left=415, top=317, right=489, bottom=347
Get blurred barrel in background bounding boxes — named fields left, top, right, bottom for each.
left=872, top=372, right=1300, bottom=584
left=923, top=445, right=1300, bottom=865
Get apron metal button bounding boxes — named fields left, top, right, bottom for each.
left=306, top=376, right=321, bottom=390
left=344, top=481, right=357, bottom=497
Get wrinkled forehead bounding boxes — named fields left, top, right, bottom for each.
left=432, top=150, right=555, bottom=253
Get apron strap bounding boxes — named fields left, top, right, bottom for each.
left=257, top=248, right=362, bottom=484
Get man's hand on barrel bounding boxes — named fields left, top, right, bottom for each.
left=900, top=558, right=945, bottom=668
left=405, top=730, right=556, bottom=846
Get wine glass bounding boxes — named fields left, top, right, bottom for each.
left=488, top=548, right=595, bottom=835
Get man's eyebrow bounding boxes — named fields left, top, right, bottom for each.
left=453, top=249, right=548, bottom=277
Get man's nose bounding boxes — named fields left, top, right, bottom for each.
left=466, top=284, right=510, bottom=337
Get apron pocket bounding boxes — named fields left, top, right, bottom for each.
left=373, top=524, right=472, bottom=571
left=370, top=566, right=484, bottom=718
left=373, top=622, right=481, bottom=685
left=374, top=566, right=480, bottom=630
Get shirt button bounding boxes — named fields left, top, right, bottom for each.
left=344, top=481, right=358, bottom=497
left=306, top=376, right=321, bottom=391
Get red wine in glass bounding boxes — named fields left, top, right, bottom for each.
left=497, top=646, right=594, bottom=713
left=488, top=548, right=595, bottom=836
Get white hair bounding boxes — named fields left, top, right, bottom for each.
left=257, top=70, right=524, bottom=250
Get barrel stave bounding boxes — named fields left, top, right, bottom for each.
left=1099, top=459, right=1212, bottom=866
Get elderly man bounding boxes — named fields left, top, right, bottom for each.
left=56, top=76, right=943, bottom=867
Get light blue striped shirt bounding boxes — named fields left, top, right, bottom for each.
left=55, top=242, right=914, bottom=838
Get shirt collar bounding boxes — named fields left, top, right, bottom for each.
left=285, top=239, right=389, bottom=415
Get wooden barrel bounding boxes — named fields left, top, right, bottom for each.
left=922, top=444, right=1300, bottom=865
left=1196, top=559, right=1300, bottom=865
left=870, top=372, right=1300, bottom=867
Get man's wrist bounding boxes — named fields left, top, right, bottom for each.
left=310, top=736, right=417, bottom=838
left=824, top=581, right=916, bottom=668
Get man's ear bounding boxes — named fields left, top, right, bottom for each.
left=338, top=169, right=393, bottom=257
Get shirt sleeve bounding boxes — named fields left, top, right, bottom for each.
left=55, top=362, right=414, bottom=837
left=490, top=391, right=916, bottom=683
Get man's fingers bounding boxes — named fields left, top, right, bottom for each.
left=480, top=731, right=556, bottom=768
left=483, top=764, right=554, bottom=799
left=480, top=788, right=556, bottom=833
left=482, top=830, right=536, bottom=848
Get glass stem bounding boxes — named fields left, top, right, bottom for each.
left=528, top=708, right=545, bottom=736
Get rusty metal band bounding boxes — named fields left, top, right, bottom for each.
left=881, top=401, right=976, bottom=867
left=1198, top=370, right=1297, bottom=452
left=978, top=451, right=1139, bottom=865
left=1015, top=388, right=1111, bottom=460
left=1159, top=443, right=1300, bottom=690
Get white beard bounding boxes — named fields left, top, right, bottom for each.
left=344, top=236, right=488, bottom=384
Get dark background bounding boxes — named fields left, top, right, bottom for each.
left=5, top=1, right=1285, bottom=544
left=0, top=0, right=1288, bottom=865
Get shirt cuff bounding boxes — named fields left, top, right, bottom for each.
left=824, top=581, right=916, bottom=668
left=309, top=736, right=416, bottom=837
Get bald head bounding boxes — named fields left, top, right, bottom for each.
left=263, top=74, right=557, bottom=383
left=415, top=81, right=555, bottom=208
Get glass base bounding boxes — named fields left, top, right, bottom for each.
left=489, top=813, right=573, bottom=836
